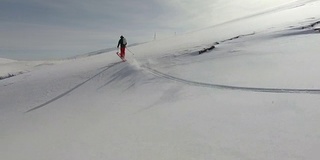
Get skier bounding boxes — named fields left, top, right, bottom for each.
left=117, top=35, right=127, bottom=59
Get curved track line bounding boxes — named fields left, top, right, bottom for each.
left=26, top=62, right=122, bottom=113
left=142, top=65, right=320, bottom=94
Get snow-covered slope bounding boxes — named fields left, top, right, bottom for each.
left=1, top=0, right=320, bottom=160
left=0, top=58, right=67, bottom=78
left=0, top=58, right=16, bottom=64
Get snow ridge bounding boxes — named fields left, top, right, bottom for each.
left=142, top=65, right=320, bottom=94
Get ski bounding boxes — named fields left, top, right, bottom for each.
left=116, top=52, right=126, bottom=62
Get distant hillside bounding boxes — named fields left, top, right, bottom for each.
left=72, top=42, right=145, bottom=59
left=0, top=58, right=16, bottom=64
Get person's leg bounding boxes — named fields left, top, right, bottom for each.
left=120, top=47, right=126, bottom=58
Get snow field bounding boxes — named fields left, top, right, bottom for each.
left=1, top=0, right=320, bottom=159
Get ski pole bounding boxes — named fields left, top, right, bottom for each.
left=126, top=48, right=135, bottom=55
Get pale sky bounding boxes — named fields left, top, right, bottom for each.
left=0, top=0, right=292, bottom=60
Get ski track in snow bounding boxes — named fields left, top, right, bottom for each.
left=25, top=61, right=122, bottom=113
left=138, top=20, right=320, bottom=95
left=141, top=65, right=320, bottom=94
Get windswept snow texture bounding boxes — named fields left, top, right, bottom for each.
left=1, top=0, right=320, bottom=160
